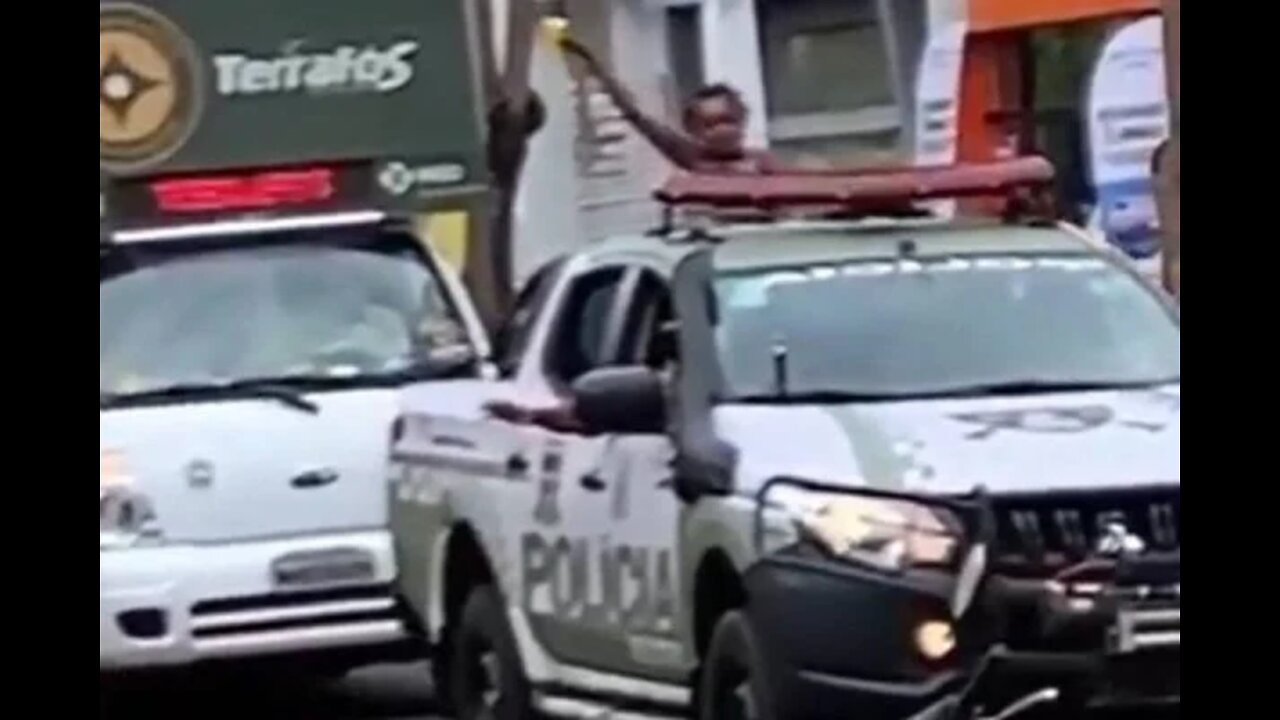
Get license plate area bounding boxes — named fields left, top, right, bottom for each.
left=271, top=548, right=376, bottom=590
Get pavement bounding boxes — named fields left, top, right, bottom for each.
left=100, top=661, right=448, bottom=719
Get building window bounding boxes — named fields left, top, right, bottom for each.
left=759, top=5, right=893, bottom=116
left=773, top=128, right=900, bottom=168
left=666, top=5, right=705, bottom=107
left=757, top=0, right=901, bottom=164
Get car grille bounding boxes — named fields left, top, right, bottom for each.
left=189, top=585, right=404, bottom=649
left=989, top=485, right=1180, bottom=576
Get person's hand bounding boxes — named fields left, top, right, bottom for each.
left=483, top=398, right=528, bottom=423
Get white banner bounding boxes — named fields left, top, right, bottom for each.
left=913, top=21, right=966, bottom=217
left=1086, top=16, right=1169, bottom=277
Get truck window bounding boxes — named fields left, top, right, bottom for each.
left=496, top=257, right=567, bottom=377
left=619, top=271, right=679, bottom=371
left=543, top=267, right=628, bottom=387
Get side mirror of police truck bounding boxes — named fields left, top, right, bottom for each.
left=571, top=366, right=667, bottom=435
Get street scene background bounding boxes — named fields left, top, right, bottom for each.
left=100, top=0, right=1179, bottom=716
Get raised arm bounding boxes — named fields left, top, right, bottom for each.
left=560, top=37, right=702, bottom=170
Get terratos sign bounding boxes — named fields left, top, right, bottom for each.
left=99, top=0, right=487, bottom=203
left=211, top=41, right=420, bottom=97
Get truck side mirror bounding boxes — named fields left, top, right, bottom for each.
left=571, top=366, right=667, bottom=435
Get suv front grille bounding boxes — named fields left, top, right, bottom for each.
left=990, top=486, right=1180, bottom=576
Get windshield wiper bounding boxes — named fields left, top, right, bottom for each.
left=730, top=390, right=916, bottom=404
left=370, top=348, right=479, bottom=382
left=288, top=347, right=479, bottom=386
left=915, top=378, right=1180, bottom=399
left=101, top=348, right=480, bottom=412
left=101, top=346, right=479, bottom=410
left=727, top=378, right=1179, bottom=405
left=101, top=379, right=319, bottom=414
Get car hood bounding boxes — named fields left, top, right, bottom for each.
left=715, top=385, right=1180, bottom=497
left=100, top=389, right=400, bottom=543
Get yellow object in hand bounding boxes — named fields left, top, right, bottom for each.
left=541, top=16, right=570, bottom=49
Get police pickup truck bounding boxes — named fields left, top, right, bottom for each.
left=389, top=159, right=1180, bottom=720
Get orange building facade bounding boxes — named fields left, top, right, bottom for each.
left=954, top=0, right=1161, bottom=219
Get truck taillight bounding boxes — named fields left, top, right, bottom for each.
left=390, top=416, right=407, bottom=445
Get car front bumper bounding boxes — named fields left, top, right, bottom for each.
left=744, top=553, right=1180, bottom=720
left=100, top=529, right=410, bottom=671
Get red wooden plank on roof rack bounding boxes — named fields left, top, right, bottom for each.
left=654, top=157, right=1054, bottom=209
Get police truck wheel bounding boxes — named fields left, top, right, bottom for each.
left=430, top=635, right=456, bottom=715
left=698, top=610, right=777, bottom=720
left=451, top=585, right=535, bottom=720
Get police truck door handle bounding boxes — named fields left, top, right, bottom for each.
left=291, top=468, right=339, bottom=489
left=580, top=474, right=607, bottom=492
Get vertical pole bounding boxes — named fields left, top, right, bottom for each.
left=466, top=0, right=542, bottom=330
left=1156, top=0, right=1179, bottom=297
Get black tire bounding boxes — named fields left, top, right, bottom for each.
left=698, top=610, right=778, bottom=720
left=430, top=629, right=456, bottom=715
left=450, top=585, right=535, bottom=720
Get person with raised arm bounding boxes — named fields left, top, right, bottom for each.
left=560, top=36, right=781, bottom=174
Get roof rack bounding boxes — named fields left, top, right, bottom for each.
left=654, top=156, right=1055, bottom=217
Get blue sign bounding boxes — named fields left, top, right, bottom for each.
left=1095, top=177, right=1160, bottom=259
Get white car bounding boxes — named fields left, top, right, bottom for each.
left=100, top=212, right=489, bottom=672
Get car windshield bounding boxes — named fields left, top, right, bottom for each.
left=101, top=239, right=469, bottom=397
left=713, top=254, right=1179, bottom=400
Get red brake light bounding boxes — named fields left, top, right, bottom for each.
left=150, top=168, right=335, bottom=213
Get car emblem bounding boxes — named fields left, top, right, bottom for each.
left=1095, top=522, right=1146, bottom=557
left=951, top=405, right=1113, bottom=440
left=186, top=459, right=214, bottom=489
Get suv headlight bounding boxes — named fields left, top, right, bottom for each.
left=101, top=450, right=163, bottom=550
left=763, top=484, right=963, bottom=573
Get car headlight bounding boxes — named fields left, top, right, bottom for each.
left=763, top=485, right=963, bottom=573
left=101, top=450, right=163, bottom=550
left=100, top=449, right=130, bottom=494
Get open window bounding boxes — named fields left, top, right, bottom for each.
left=542, top=267, right=629, bottom=389
left=617, top=270, right=680, bottom=373
left=495, top=256, right=567, bottom=377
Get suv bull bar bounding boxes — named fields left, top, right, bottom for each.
left=752, top=479, right=1180, bottom=720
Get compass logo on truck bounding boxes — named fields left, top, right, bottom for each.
left=99, top=3, right=203, bottom=173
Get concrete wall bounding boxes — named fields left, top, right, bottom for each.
left=927, top=0, right=966, bottom=29
left=878, top=0, right=929, bottom=153
left=511, top=0, right=678, bottom=285
left=513, top=25, right=588, bottom=287
left=1158, top=0, right=1178, bottom=296
left=698, top=0, right=771, bottom=147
